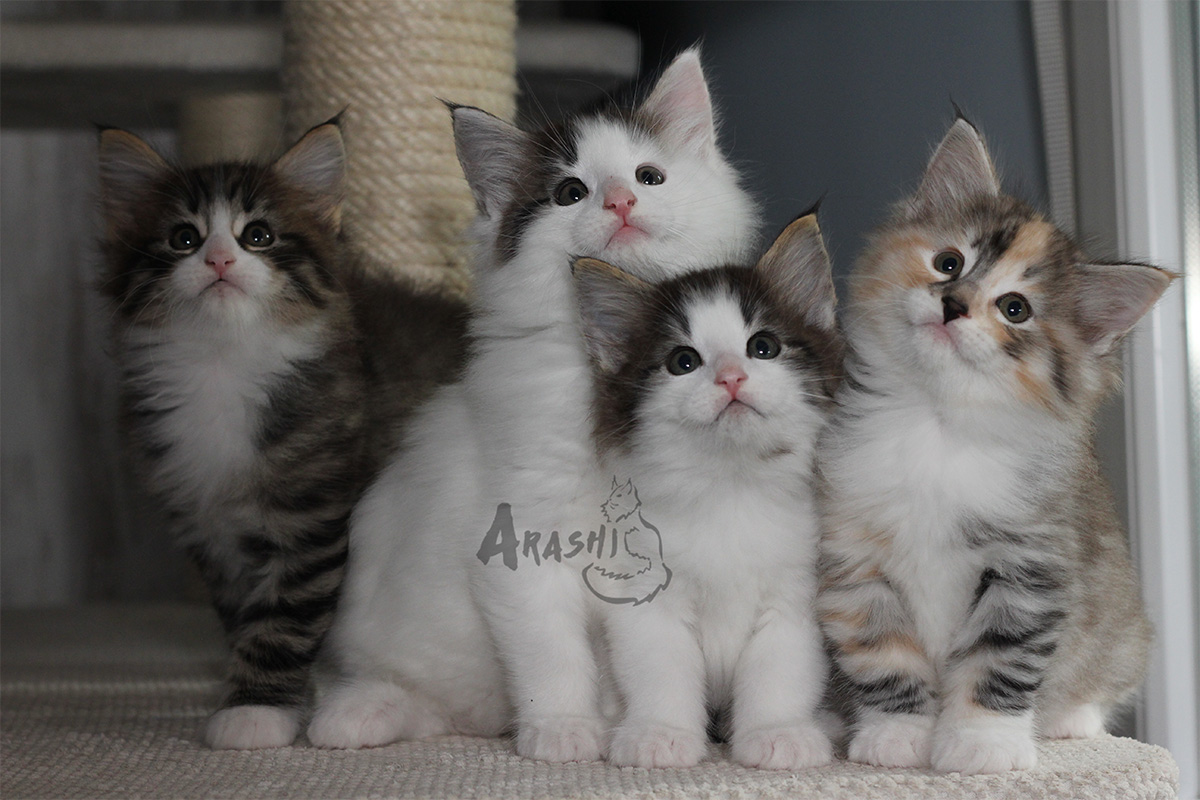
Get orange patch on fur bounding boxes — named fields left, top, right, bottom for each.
left=853, top=233, right=936, bottom=307
left=841, top=630, right=926, bottom=658
left=1004, top=220, right=1057, bottom=267
left=1014, top=363, right=1054, bottom=411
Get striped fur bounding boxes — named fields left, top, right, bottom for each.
left=817, top=118, right=1172, bottom=774
left=98, top=123, right=467, bottom=749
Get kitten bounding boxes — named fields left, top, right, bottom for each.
left=308, top=48, right=760, bottom=761
left=98, top=121, right=466, bottom=749
left=570, top=212, right=842, bottom=769
left=816, top=117, right=1173, bottom=774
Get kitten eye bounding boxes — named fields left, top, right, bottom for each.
left=996, top=293, right=1032, bottom=323
left=168, top=224, right=201, bottom=252
left=748, top=332, right=781, bottom=360
left=554, top=178, right=589, bottom=206
left=666, top=347, right=702, bottom=375
left=242, top=221, right=274, bottom=249
left=636, top=165, right=665, bottom=186
left=933, top=249, right=965, bottom=277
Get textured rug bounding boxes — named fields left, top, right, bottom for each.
left=0, top=605, right=1180, bottom=800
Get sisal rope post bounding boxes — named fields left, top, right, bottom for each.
left=281, top=0, right=517, bottom=298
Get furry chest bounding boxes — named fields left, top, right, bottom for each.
left=135, top=357, right=271, bottom=504
left=835, top=406, right=1021, bottom=531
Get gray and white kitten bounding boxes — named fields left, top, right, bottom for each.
left=309, top=48, right=760, bottom=762
left=817, top=117, right=1173, bottom=774
left=572, top=213, right=843, bottom=769
left=98, top=121, right=466, bottom=749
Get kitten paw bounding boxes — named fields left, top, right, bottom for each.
left=608, top=722, right=708, bottom=768
left=848, top=714, right=933, bottom=768
left=307, top=682, right=435, bottom=749
left=205, top=705, right=300, bottom=750
left=1042, top=704, right=1105, bottom=739
left=516, top=716, right=606, bottom=763
left=932, top=716, right=1037, bottom=774
left=732, top=725, right=833, bottom=770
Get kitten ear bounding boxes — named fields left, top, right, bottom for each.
left=755, top=213, right=838, bottom=331
left=448, top=103, right=528, bottom=218
left=572, top=257, right=655, bottom=373
left=1074, top=262, right=1176, bottom=353
left=910, top=117, right=1000, bottom=216
left=638, top=47, right=716, bottom=157
left=274, top=120, right=346, bottom=228
left=97, top=128, right=170, bottom=234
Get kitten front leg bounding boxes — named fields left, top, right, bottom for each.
left=482, top=565, right=606, bottom=763
left=819, top=543, right=937, bottom=768
left=730, top=603, right=832, bottom=769
left=605, top=600, right=709, bottom=768
left=932, top=553, right=1066, bottom=774
left=204, top=519, right=347, bottom=750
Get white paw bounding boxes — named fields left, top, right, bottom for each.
left=516, top=716, right=606, bottom=763
left=848, top=714, right=933, bottom=768
left=932, top=715, right=1037, bottom=774
left=608, top=722, right=707, bottom=768
left=205, top=706, right=300, bottom=750
left=732, top=725, right=833, bottom=770
left=1042, top=704, right=1105, bottom=740
left=307, top=683, right=414, bottom=749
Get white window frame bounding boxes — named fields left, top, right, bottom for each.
left=1111, top=2, right=1199, bottom=798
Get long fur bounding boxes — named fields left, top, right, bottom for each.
left=816, top=118, right=1172, bottom=775
left=572, top=214, right=842, bottom=769
left=309, top=49, right=760, bottom=762
left=98, top=123, right=467, bottom=750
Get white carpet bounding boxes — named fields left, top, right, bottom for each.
left=0, top=605, right=1180, bottom=800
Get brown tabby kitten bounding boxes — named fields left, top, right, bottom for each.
left=817, top=117, right=1173, bottom=774
left=98, top=121, right=466, bottom=749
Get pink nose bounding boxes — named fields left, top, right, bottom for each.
left=715, top=365, right=747, bottom=398
left=205, top=249, right=236, bottom=277
left=603, top=185, right=637, bottom=220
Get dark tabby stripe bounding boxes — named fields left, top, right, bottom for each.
left=847, top=673, right=933, bottom=716
left=952, top=552, right=1067, bottom=715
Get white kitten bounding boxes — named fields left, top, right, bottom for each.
left=569, top=214, right=842, bottom=769
left=308, top=49, right=759, bottom=761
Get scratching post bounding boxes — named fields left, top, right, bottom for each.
left=281, top=0, right=517, bottom=297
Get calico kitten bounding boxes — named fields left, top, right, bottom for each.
left=817, top=117, right=1173, bottom=774
left=98, top=121, right=466, bottom=749
left=571, top=213, right=842, bottom=769
left=308, top=49, right=759, bottom=761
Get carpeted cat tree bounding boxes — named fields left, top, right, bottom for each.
left=1, top=3, right=1177, bottom=799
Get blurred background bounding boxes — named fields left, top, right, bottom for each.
left=1, top=1, right=1195, bottom=792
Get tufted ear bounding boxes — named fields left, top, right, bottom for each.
left=572, top=257, right=655, bottom=374
left=638, top=47, right=716, bottom=157
left=273, top=119, right=346, bottom=228
left=755, top=212, right=837, bottom=331
left=1074, top=262, right=1176, bottom=353
left=448, top=102, right=529, bottom=218
left=98, top=128, right=170, bottom=234
left=909, top=117, right=999, bottom=217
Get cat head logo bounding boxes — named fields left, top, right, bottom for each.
left=475, top=477, right=671, bottom=606
left=584, top=478, right=672, bottom=606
